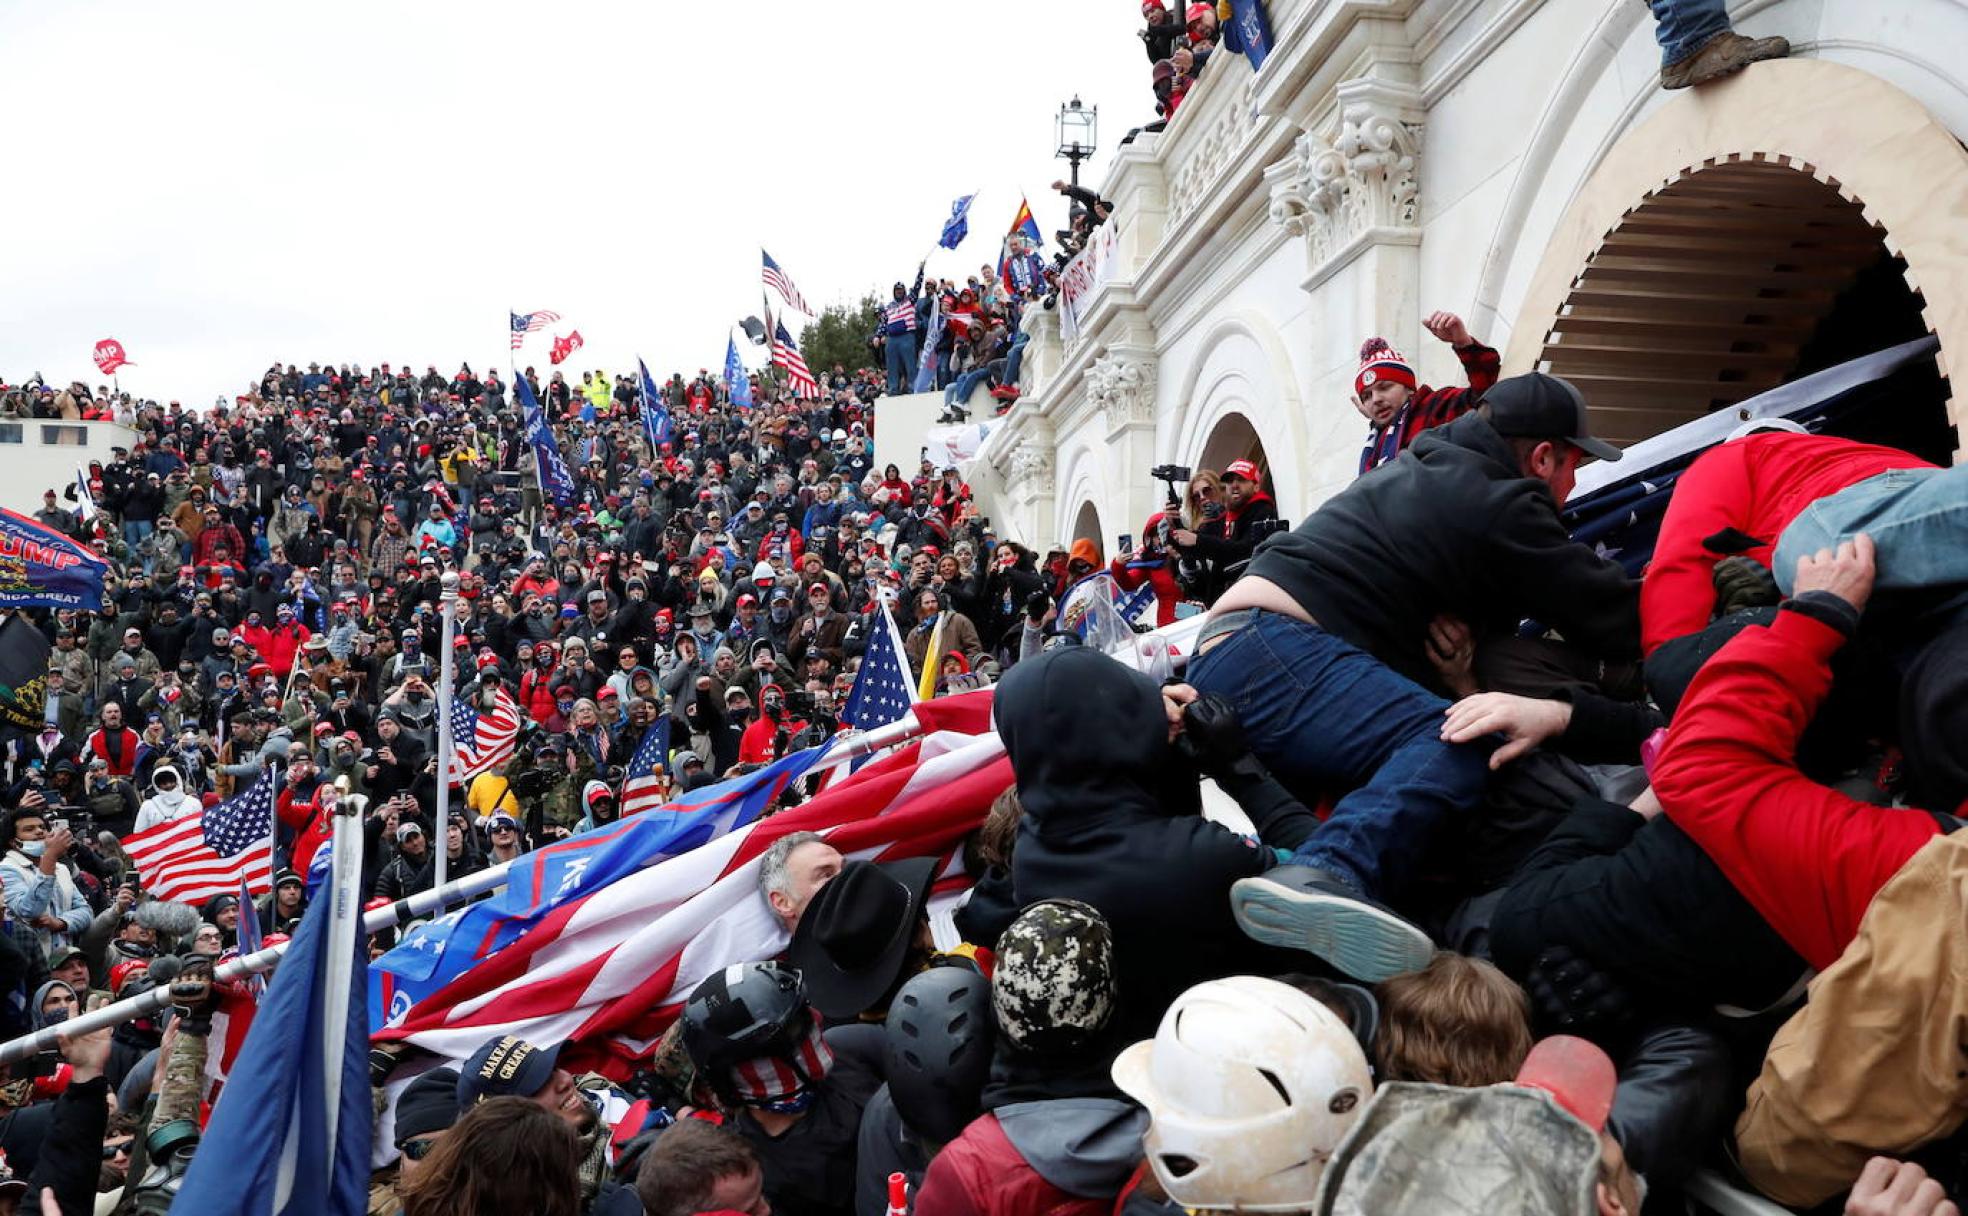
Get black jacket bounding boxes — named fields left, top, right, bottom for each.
left=998, top=647, right=1318, bottom=1044
left=1490, top=796, right=1807, bottom=1015
left=1245, top=414, right=1639, bottom=689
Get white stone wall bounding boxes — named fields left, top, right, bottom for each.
left=974, top=0, right=1968, bottom=554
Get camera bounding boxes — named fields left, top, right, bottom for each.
left=1150, top=464, right=1192, bottom=486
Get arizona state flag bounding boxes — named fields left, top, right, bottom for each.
left=0, top=614, right=52, bottom=731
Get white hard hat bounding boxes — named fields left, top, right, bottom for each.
left=1112, top=976, right=1373, bottom=1212
left=831, top=428, right=848, bottom=441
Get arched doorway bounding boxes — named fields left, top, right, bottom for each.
left=1534, top=155, right=1951, bottom=462
left=1071, top=500, right=1104, bottom=554
left=1196, top=412, right=1277, bottom=499
left=1501, top=60, right=1968, bottom=464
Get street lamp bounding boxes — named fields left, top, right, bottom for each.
left=1056, top=96, right=1099, bottom=188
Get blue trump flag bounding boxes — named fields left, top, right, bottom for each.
left=173, top=833, right=370, bottom=1215
left=724, top=336, right=753, bottom=410
left=514, top=374, right=577, bottom=509
left=1220, top=0, right=1275, bottom=69
left=940, top=193, right=976, bottom=250
left=0, top=508, right=109, bottom=610
left=638, top=357, right=674, bottom=450
left=369, top=741, right=830, bottom=1028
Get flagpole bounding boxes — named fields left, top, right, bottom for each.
left=320, top=781, right=365, bottom=1172
left=433, top=571, right=460, bottom=892
left=0, top=711, right=946, bottom=1065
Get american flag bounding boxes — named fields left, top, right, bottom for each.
left=884, top=299, right=918, bottom=332
left=771, top=319, right=821, bottom=399
left=511, top=310, right=561, bottom=351
left=122, top=770, right=276, bottom=904
left=761, top=249, right=813, bottom=317
left=843, top=604, right=917, bottom=730
left=371, top=694, right=1002, bottom=1071
left=620, top=719, right=672, bottom=817
left=452, top=688, right=521, bottom=781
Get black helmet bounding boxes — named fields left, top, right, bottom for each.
left=883, top=963, right=995, bottom=1143
left=679, top=962, right=813, bottom=1101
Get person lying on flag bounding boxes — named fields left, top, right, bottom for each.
left=786, top=858, right=987, bottom=1025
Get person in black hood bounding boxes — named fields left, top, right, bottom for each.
left=1186, top=374, right=1639, bottom=986
left=994, top=646, right=1321, bottom=1047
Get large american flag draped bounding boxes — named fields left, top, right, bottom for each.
left=620, top=719, right=672, bottom=817
left=122, top=769, right=276, bottom=903
left=371, top=694, right=1001, bottom=1072
left=510, top=310, right=561, bottom=351
left=451, top=688, right=521, bottom=781
left=771, top=319, right=821, bottom=399
left=761, top=249, right=813, bottom=317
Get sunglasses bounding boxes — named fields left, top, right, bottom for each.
left=399, top=1137, right=439, bottom=1161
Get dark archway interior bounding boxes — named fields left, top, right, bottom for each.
left=1539, top=156, right=1954, bottom=461
left=1196, top=413, right=1274, bottom=497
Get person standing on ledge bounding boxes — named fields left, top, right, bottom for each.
left=1649, top=0, right=1789, bottom=90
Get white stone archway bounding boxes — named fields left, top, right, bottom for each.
left=1489, top=57, right=1968, bottom=456
left=1054, top=441, right=1111, bottom=553
left=1166, top=312, right=1321, bottom=515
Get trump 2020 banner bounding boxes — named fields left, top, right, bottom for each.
left=0, top=509, right=110, bottom=610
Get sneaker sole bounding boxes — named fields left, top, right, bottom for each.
left=1230, top=877, right=1435, bottom=982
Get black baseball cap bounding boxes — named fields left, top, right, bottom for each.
left=1482, top=373, right=1621, bottom=462
left=457, top=1034, right=560, bottom=1106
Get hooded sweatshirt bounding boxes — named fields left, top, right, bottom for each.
left=133, top=765, right=196, bottom=833
left=996, top=647, right=1315, bottom=1045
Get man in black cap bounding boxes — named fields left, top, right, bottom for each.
left=1187, top=372, right=1639, bottom=982
left=457, top=1033, right=628, bottom=1212
left=786, top=858, right=964, bottom=1022
left=371, top=1066, right=459, bottom=1212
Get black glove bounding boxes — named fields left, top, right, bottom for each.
left=1712, top=555, right=1780, bottom=618
left=1524, top=946, right=1634, bottom=1043
left=1177, top=692, right=1252, bottom=778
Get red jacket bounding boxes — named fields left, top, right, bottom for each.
left=1641, top=434, right=1932, bottom=654
left=1110, top=556, right=1181, bottom=627
left=913, top=1113, right=1115, bottom=1216
left=86, top=727, right=142, bottom=777
left=277, top=788, right=332, bottom=877
left=247, top=621, right=310, bottom=677
left=1653, top=607, right=1939, bottom=971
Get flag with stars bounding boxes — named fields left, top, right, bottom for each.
left=843, top=604, right=917, bottom=731
left=515, top=374, right=577, bottom=510
left=637, top=357, right=674, bottom=452
left=1562, top=474, right=1676, bottom=577
left=620, top=719, right=673, bottom=818
left=121, top=769, right=275, bottom=904
left=452, top=688, right=521, bottom=782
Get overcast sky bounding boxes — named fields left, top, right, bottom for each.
left=0, top=1, right=1149, bottom=403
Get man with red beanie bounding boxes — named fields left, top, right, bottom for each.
left=1355, top=311, right=1500, bottom=475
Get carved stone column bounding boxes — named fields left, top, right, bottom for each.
left=1087, top=349, right=1162, bottom=541
left=1005, top=421, right=1058, bottom=547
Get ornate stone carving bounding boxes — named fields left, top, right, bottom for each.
left=1266, top=95, right=1422, bottom=269
left=1087, top=353, right=1158, bottom=429
left=1165, top=78, right=1259, bottom=229
left=1009, top=438, right=1055, bottom=498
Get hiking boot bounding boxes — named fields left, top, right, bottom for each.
left=1229, top=865, right=1435, bottom=982
left=1661, top=30, right=1789, bottom=89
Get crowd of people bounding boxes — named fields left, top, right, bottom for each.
left=2, top=5, right=1962, bottom=1212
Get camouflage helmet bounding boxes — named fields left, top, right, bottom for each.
left=992, top=898, right=1116, bottom=1055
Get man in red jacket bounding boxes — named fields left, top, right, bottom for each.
left=1641, top=428, right=1933, bottom=656
left=1654, top=534, right=1968, bottom=1206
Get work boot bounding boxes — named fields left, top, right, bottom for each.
left=1661, top=30, right=1790, bottom=90
left=1229, top=865, right=1435, bottom=982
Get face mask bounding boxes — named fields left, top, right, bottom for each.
left=21, top=841, right=45, bottom=858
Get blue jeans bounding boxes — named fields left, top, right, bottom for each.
left=1648, top=0, right=1730, bottom=64
left=1187, top=611, right=1491, bottom=898
left=884, top=331, right=918, bottom=396
left=1773, top=464, right=1968, bottom=625
left=122, top=518, right=153, bottom=551
left=1002, top=333, right=1029, bottom=385
left=946, top=367, right=992, bottom=408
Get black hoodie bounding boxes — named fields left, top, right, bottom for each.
left=996, top=647, right=1316, bottom=1044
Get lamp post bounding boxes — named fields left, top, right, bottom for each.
left=1055, top=96, right=1099, bottom=188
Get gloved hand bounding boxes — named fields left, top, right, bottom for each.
left=1178, top=692, right=1250, bottom=777
left=1524, top=946, right=1634, bottom=1043
left=1712, top=555, right=1780, bottom=617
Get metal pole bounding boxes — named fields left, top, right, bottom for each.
left=433, top=571, right=460, bottom=892
left=0, top=710, right=941, bottom=1065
